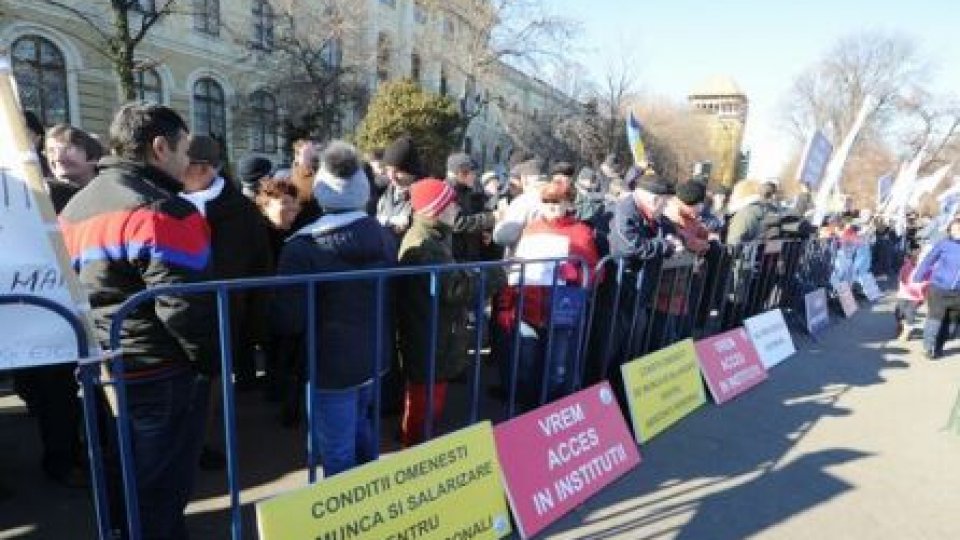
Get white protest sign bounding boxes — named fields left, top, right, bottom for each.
left=858, top=273, right=883, bottom=301
left=510, top=233, right=570, bottom=286
left=744, top=309, right=796, bottom=369
left=0, top=62, right=91, bottom=369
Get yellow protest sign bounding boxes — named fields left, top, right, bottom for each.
left=621, top=339, right=706, bottom=443
left=256, top=421, right=512, bottom=540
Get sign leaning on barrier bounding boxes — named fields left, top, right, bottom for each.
left=743, top=309, right=796, bottom=369
left=835, top=281, right=858, bottom=318
left=805, top=288, right=830, bottom=335
left=621, top=339, right=706, bottom=443
left=858, top=273, right=883, bottom=301
left=493, top=382, right=641, bottom=539
left=695, top=328, right=768, bottom=405
left=0, top=60, right=97, bottom=370
left=256, top=422, right=512, bottom=540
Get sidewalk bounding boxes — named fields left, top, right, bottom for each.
left=2, top=295, right=959, bottom=539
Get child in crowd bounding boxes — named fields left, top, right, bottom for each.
left=896, top=244, right=928, bottom=341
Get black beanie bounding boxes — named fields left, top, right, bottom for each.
left=239, top=156, right=273, bottom=187
left=383, top=135, right=421, bottom=177
left=550, top=161, right=576, bottom=178
left=676, top=179, right=707, bottom=205
left=637, top=172, right=675, bottom=196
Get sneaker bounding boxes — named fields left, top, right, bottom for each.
left=925, top=347, right=939, bottom=361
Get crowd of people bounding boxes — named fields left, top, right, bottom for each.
left=11, top=101, right=954, bottom=539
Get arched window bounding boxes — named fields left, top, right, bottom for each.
left=192, top=77, right=226, bottom=137
left=376, top=33, right=391, bottom=83
left=135, top=67, right=163, bottom=104
left=252, top=0, right=274, bottom=50
left=250, top=90, right=277, bottom=153
left=493, top=146, right=502, bottom=164
left=11, top=35, right=70, bottom=126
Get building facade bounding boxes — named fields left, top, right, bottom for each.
left=1, top=0, right=572, bottom=169
left=688, top=75, right=749, bottom=187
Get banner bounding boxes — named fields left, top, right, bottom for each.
left=882, top=149, right=924, bottom=219
left=626, top=111, right=647, bottom=166
left=876, top=173, right=895, bottom=207
left=805, top=288, right=830, bottom=334
left=0, top=59, right=95, bottom=370
left=256, top=422, right=512, bottom=540
left=620, top=339, right=706, bottom=443
left=797, top=130, right=833, bottom=189
left=743, top=309, right=796, bottom=369
left=812, top=96, right=877, bottom=226
left=695, top=328, right=768, bottom=405
left=493, top=383, right=641, bottom=539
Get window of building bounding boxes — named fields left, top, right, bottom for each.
left=250, top=90, right=277, bottom=153
left=192, top=77, right=226, bottom=137
left=252, top=0, right=274, bottom=51
left=11, top=35, right=70, bottom=126
left=134, top=0, right=156, bottom=13
left=464, top=136, right=472, bottom=155
left=322, top=37, right=343, bottom=69
left=134, top=67, right=163, bottom=104
left=439, top=65, right=448, bottom=96
left=194, top=0, right=220, bottom=36
left=410, top=52, right=421, bottom=82
left=376, top=33, right=391, bottom=83
left=493, top=146, right=502, bottom=164
left=414, top=1, right=428, bottom=24
left=380, top=0, right=396, bottom=7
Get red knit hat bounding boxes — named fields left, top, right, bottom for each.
left=410, top=178, right=456, bottom=218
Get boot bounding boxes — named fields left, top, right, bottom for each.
left=923, top=319, right=942, bottom=360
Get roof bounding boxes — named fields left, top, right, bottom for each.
left=689, top=75, right=746, bottom=98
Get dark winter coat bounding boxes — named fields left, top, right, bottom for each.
left=449, top=178, right=496, bottom=262
left=60, top=157, right=217, bottom=375
left=396, top=216, right=475, bottom=384
left=274, top=212, right=398, bottom=389
left=607, top=193, right=676, bottom=263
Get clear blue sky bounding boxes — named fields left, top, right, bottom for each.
left=552, top=0, right=960, bottom=177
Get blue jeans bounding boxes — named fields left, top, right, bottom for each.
left=111, top=369, right=210, bottom=540
left=311, top=385, right=375, bottom=477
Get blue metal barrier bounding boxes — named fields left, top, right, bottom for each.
left=102, top=256, right=588, bottom=540
left=0, top=295, right=110, bottom=540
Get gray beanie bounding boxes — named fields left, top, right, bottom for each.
left=313, top=140, right=370, bottom=211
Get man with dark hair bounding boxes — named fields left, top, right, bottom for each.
left=45, top=124, right=103, bottom=190
left=60, top=103, right=216, bottom=539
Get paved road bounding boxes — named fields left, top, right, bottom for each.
left=1, top=294, right=959, bottom=539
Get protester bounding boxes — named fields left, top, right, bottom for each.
left=494, top=180, right=600, bottom=409
left=237, top=155, right=273, bottom=198
left=45, top=124, right=103, bottom=190
left=726, top=179, right=779, bottom=245
left=598, top=153, right=625, bottom=199
left=60, top=103, right=216, bottom=538
left=914, top=217, right=960, bottom=359
left=255, top=178, right=301, bottom=262
left=573, top=166, right=605, bottom=226
left=288, top=139, right=322, bottom=232
left=396, top=178, right=474, bottom=446
left=897, top=243, right=928, bottom=341
left=377, top=135, right=421, bottom=238
left=366, top=147, right=390, bottom=215
left=446, top=152, right=497, bottom=262
left=274, top=141, right=397, bottom=474
left=181, top=135, right=273, bottom=468
left=492, top=157, right=549, bottom=256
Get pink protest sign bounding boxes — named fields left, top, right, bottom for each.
left=493, top=382, right=641, bottom=539
left=695, top=327, right=768, bottom=405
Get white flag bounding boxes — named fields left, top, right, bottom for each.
left=907, top=164, right=952, bottom=208
left=812, top=96, right=877, bottom=226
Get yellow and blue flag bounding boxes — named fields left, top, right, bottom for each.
left=626, top=111, right=646, bottom=165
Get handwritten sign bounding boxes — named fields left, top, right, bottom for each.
left=695, top=328, right=768, bottom=405
left=804, top=288, right=830, bottom=335
left=256, top=422, right=511, bottom=540
left=0, top=68, right=83, bottom=370
left=744, top=309, right=796, bottom=369
left=620, top=339, right=706, bottom=443
left=858, top=273, right=883, bottom=301
left=493, top=382, right=641, bottom=539
left=835, top=281, right=858, bottom=318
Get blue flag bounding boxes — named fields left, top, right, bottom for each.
left=626, top=112, right=646, bottom=165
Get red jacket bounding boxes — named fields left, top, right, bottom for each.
left=496, top=216, right=601, bottom=329
left=665, top=200, right=710, bottom=255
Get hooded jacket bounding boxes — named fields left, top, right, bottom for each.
left=60, top=157, right=217, bottom=375
left=274, top=211, right=397, bottom=389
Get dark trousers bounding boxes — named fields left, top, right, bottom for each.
left=106, top=370, right=210, bottom=540
left=13, top=363, right=83, bottom=480
left=923, top=287, right=960, bottom=353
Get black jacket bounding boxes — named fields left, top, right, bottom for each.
left=448, top=178, right=496, bottom=261
left=60, top=157, right=218, bottom=374
left=274, top=212, right=397, bottom=389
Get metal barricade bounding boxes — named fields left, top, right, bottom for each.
left=98, top=256, right=590, bottom=540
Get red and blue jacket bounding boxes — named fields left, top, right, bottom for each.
left=60, top=157, right=218, bottom=375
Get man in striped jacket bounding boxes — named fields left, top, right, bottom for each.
left=60, top=103, right=216, bottom=539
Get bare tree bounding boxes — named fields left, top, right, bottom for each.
left=37, top=0, right=186, bottom=100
